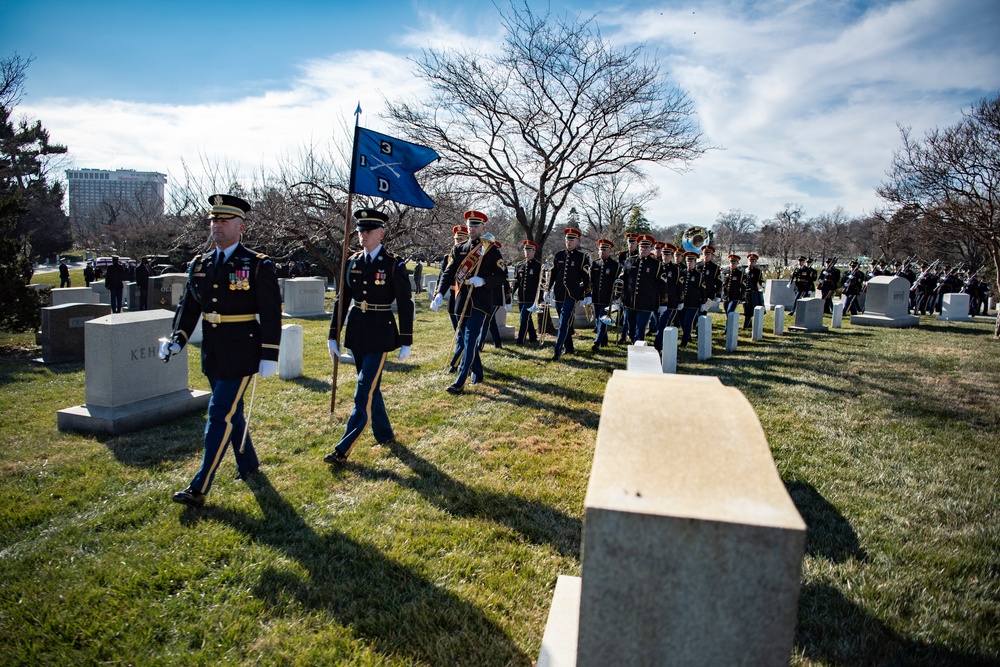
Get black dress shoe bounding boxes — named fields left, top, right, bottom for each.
left=234, top=468, right=260, bottom=481
left=591, top=343, right=600, bottom=352
left=445, top=384, right=464, bottom=395
left=324, top=450, right=348, bottom=465
left=376, top=437, right=396, bottom=446
left=172, top=487, right=205, bottom=507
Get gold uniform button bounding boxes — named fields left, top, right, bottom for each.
left=212, top=298, right=218, bottom=303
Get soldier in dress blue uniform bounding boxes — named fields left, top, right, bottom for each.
left=679, top=251, right=707, bottom=347
left=432, top=210, right=507, bottom=394
left=159, top=194, right=282, bottom=507
left=444, top=225, right=469, bottom=331
left=697, top=245, right=722, bottom=314
left=723, top=254, right=745, bottom=314
left=652, top=244, right=683, bottom=352
left=511, top=240, right=542, bottom=345
left=550, top=227, right=592, bottom=360
left=818, top=257, right=841, bottom=314
left=842, top=260, right=865, bottom=315
left=742, top=252, right=765, bottom=328
left=622, top=234, right=667, bottom=344
left=589, top=239, right=619, bottom=351
left=788, top=256, right=813, bottom=314
left=324, top=209, right=414, bottom=466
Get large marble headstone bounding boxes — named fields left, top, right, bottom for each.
left=852, top=276, right=919, bottom=328
left=57, top=310, right=210, bottom=435
left=538, top=372, right=806, bottom=667
left=764, top=279, right=796, bottom=311
left=147, top=273, right=188, bottom=310
left=282, top=277, right=328, bottom=317
left=938, top=293, right=973, bottom=322
left=789, top=297, right=828, bottom=332
left=35, top=303, right=112, bottom=364
left=50, top=287, right=100, bottom=306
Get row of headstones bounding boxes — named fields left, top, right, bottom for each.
left=38, top=276, right=336, bottom=365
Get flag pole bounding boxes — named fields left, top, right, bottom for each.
left=330, top=104, right=362, bottom=423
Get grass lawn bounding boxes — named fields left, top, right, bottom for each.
left=1, top=296, right=998, bottom=666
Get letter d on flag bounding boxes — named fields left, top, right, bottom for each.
left=349, top=127, right=439, bottom=209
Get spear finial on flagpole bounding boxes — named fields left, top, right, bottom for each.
left=354, top=102, right=362, bottom=126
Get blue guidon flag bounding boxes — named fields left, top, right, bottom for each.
left=350, top=126, right=439, bottom=209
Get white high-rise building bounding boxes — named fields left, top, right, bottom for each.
left=66, top=168, right=167, bottom=221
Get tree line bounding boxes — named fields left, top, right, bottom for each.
left=2, top=2, right=997, bottom=336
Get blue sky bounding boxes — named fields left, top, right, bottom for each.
left=4, top=0, right=999, bottom=230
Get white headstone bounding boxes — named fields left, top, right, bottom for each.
left=852, top=276, right=920, bottom=327
left=56, top=310, right=210, bottom=434
left=697, top=315, right=712, bottom=361
left=773, top=305, right=785, bottom=335
left=627, top=344, right=662, bottom=373
left=752, top=306, right=765, bottom=341
left=831, top=300, right=844, bottom=328
left=661, top=327, right=677, bottom=373
left=282, top=277, right=328, bottom=317
left=51, top=287, right=101, bottom=306
left=938, top=293, right=972, bottom=321
left=764, top=279, right=796, bottom=311
left=725, top=312, right=739, bottom=352
left=278, top=324, right=303, bottom=380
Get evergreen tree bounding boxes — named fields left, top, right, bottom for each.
left=1, top=53, right=68, bottom=331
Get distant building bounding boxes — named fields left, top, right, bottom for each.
left=66, top=168, right=167, bottom=221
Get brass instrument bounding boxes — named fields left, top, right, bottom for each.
left=600, top=278, right=624, bottom=324
left=529, top=262, right=553, bottom=313
left=681, top=225, right=711, bottom=254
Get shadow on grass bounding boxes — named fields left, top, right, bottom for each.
left=785, top=481, right=867, bottom=563
left=181, top=473, right=531, bottom=666
left=796, top=581, right=1000, bottom=666
left=488, top=368, right=604, bottom=428
left=350, top=440, right=581, bottom=560
left=911, top=322, right=994, bottom=335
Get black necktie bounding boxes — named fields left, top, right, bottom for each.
left=365, top=254, right=372, bottom=266
left=216, top=252, right=225, bottom=275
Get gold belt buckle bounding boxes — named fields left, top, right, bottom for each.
left=206, top=312, right=221, bottom=324
left=359, top=301, right=368, bottom=312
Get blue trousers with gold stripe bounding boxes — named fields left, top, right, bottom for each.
left=191, top=376, right=259, bottom=494
left=335, top=351, right=393, bottom=457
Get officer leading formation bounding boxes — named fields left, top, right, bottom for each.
left=159, top=194, right=282, bottom=508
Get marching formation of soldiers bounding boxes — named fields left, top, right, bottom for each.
left=158, top=200, right=994, bottom=506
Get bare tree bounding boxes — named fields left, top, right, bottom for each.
left=758, top=204, right=808, bottom=267
left=384, top=2, right=705, bottom=255
left=806, top=206, right=851, bottom=262
left=571, top=172, right=659, bottom=249
left=878, top=93, right=1000, bottom=336
left=711, top=209, right=758, bottom=255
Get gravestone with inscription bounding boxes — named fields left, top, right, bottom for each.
left=35, top=303, right=111, bottom=364
left=57, top=310, right=210, bottom=435
left=851, top=276, right=919, bottom=328
left=282, top=277, right=328, bottom=317
left=147, top=273, right=188, bottom=310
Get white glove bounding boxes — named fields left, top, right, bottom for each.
left=157, top=338, right=180, bottom=361
left=430, top=293, right=443, bottom=312
left=469, top=276, right=485, bottom=288
left=582, top=296, right=592, bottom=306
left=714, top=297, right=722, bottom=303
left=328, top=339, right=341, bottom=362
left=258, top=360, right=278, bottom=378
left=658, top=306, right=668, bottom=314
left=505, top=303, right=512, bottom=312
left=398, top=345, right=411, bottom=361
